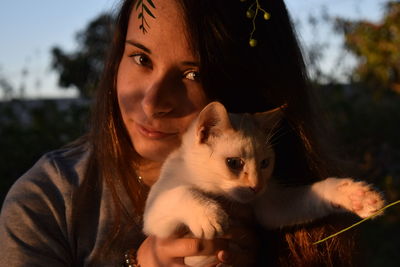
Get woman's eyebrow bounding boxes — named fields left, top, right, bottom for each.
left=126, top=40, right=152, bottom=54
left=125, top=39, right=198, bottom=66
left=181, top=61, right=199, bottom=67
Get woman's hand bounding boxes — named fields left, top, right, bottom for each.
left=137, top=235, right=229, bottom=267
left=137, top=203, right=260, bottom=267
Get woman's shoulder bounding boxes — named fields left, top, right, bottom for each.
left=36, top=142, right=91, bottom=185
left=4, top=143, right=91, bottom=205
left=0, top=143, right=101, bottom=265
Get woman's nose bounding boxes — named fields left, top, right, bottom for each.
left=142, top=72, right=177, bottom=118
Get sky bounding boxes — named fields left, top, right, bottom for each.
left=0, top=0, right=388, bottom=99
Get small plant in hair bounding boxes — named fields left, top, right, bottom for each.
left=135, top=0, right=156, bottom=34
left=240, top=0, right=271, bottom=47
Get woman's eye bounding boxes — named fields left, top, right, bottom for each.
left=184, top=71, right=200, bottom=81
left=130, top=54, right=151, bottom=67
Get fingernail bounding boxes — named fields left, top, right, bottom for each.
left=221, top=250, right=231, bottom=262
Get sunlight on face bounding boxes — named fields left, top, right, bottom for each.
left=117, top=0, right=208, bottom=162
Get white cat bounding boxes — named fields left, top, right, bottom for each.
left=143, top=101, right=384, bottom=267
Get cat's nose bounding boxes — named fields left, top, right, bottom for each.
left=249, top=185, right=261, bottom=194
left=245, top=173, right=262, bottom=193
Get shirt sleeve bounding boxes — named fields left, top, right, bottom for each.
left=0, top=153, right=75, bottom=267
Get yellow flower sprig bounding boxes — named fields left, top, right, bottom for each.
left=241, top=0, right=271, bottom=47
left=313, top=199, right=400, bottom=245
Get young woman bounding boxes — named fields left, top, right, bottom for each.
left=0, top=0, right=357, bottom=266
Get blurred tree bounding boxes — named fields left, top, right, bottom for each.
left=336, top=1, right=400, bottom=94
left=0, top=99, right=89, bottom=203
left=51, top=14, right=114, bottom=98
left=301, top=6, right=333, bottom=84
left=0, top=76, right=14, bottom=100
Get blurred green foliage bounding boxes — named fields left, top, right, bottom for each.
left=336, top=1, right=400, bottom=94
left=51, top=14, right=114, bottom=98
left=320, top=3, right=400, bottom=264
left=0, top=99, right=89, bottom=202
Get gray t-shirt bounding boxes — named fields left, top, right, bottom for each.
left=0, top=145, right=144, bottom=266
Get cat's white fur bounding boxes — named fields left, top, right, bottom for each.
left=143, top=102, right=384, bottom=267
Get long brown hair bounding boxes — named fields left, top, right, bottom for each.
left=75, top=0, right=357, bottom=265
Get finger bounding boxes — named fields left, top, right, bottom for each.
left=138, top=236, right=186, bottom=267
left=158, top=236, right=229, bottom=257
left=216, top=227, right=260, bottom=266
left=216, top=248, right=257, bottom=267
left=216, top=250, right=232, bottom=264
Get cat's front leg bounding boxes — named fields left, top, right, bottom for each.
left=313, top=177, right=385, bottom=218
left=183, top=190, right=229, bottom=239
left=254, top=177, right=385, bottom=228
left=144, top=186, right=229, bottom=239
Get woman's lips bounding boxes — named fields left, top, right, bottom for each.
left=136, top=123, right=177, bottom=139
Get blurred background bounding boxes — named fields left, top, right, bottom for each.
left=0, top=0, right=399, bottom=265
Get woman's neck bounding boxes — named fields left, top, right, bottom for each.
left=136, top=160, right=163, bottom=187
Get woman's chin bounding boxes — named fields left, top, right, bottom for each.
left=134, top=142, right=178, bottom=162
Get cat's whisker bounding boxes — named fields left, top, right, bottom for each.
left=264, top=144, right=275, bottom=151
left=265, top=128, right=280, bottom=146
left=264, top=119, right=282, bottom=144
left=265, top=128, right=291, bottom=147
left=209, top=150, right=214, bottom=158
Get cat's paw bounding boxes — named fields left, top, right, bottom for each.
left=143, top=211, right=181, bottom=238
left=186, top=201, right=229, bottom=239
left=332, top=178, right=384, bottom=218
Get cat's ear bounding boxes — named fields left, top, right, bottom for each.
left=196, top=102, right=232, bottom=144
left=254, top=104, right=286, bottom=131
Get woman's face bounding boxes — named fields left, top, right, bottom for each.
left=117, top=0, right=208, bottom=162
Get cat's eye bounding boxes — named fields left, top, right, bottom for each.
left=226, top=157, right=245, bottom=171
left=260, top=159, right=269, bottom=169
